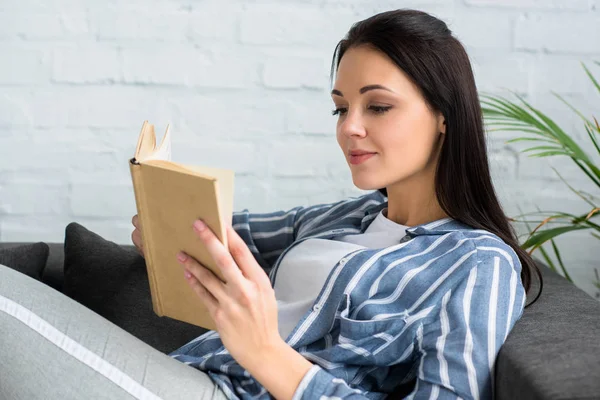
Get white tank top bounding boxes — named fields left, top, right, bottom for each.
left=273, top=208, right=408, bottom=340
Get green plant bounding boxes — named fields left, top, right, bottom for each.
left=481, top=61, right=600, bottom=297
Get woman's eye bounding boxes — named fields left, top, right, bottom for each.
left=332, top=107, right=348, bottom=116
left=369, top=105, right=392, bottom=114
left=331, top=105, right=391, bottom=116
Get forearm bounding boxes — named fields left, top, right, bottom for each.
left=244, top=340, right=313, bottom=400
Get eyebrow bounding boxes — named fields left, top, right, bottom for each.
left=331, top=84, right=395, bottom=97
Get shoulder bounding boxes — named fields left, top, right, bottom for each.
left=460, top=228, right=523, bottom=277
left=294, top=190, right=386, bottom=232
left=366, top=225, right=523, bottom=307
left=403, top=220, right=522, bottom=277
left=299, top=190, right=385, bottom=217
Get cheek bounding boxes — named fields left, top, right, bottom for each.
left=380, top=116, right=439, bottom=169
left=336, top=125, right=345, bottom=150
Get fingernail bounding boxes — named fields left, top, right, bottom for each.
left=193, top=220, right=206, bottom=232
left=177, top=252, right=187, bottom=262
left=184, top=270, right=192, bottom=279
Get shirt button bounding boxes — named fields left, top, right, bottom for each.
left=313, top=304, right=322, bottom=311
left=339, top=257, right=347, bottom=265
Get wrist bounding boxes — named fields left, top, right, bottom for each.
left=244, top=339, right=314, bottom=400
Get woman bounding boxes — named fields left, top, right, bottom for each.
left=132, top=9, right=538, bottom=400
left=0, top=8, right=538, bottom=400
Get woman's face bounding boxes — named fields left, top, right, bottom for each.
left=332, top=45, right=446, bottom=191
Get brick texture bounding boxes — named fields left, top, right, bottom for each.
left=0, top=0, right=599, bottom=296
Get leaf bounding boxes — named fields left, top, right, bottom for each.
left=511, top=210, right=573, bottom=219
left=515, top=93, right=590, bottom=163
left=570, top=208, right=600, bottom=227
left=481, top=95, right=524, bottom=119
left=550, top=166, right=598, bottom=208
left=530, top=150, right=572, bottom=157
left=506, top=137, right=553, bottom=143
left=580, top=190, right=600, bottom=202
left=552, top=92, right=595, bottom=130
left=586, top=162, right=600, bottom=180
left=482, top=89, right=600, bottom=188
left=585, top=207, right=600, bottom=221
left=482, top=95, right=549, bottom=135
left=584, top=122, right=600, bottom=157
left=522, top=145, right=567, bottom=153
left=522, top=225, right=589, bottom=251
left=518, top=205, right=558, bottom=273
left=535, top=242, right=558, bottom=273
left=550, top=239, right=573, bottom=282
left=489, top=127, right=547, bottom=135
left=582, top=62, right=600, bottom=97
left=571, top=158, right=600, bottom=189
left=499, top=97, right=552, bottom=136
left=511, top=210, right=579, bottom=223
left=485, top=120, right=539, bottom=128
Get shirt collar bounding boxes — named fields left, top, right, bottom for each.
left=361, top=195, right=473, bottom=236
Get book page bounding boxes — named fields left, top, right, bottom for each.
left=134, top=121, right=157, bottom=162
left=144, top=125, right=172, bottom=162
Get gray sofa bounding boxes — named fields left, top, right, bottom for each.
left=2, top=241, right=599, bottom=399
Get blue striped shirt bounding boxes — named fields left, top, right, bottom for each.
left=170, top=190, right=526, bottom=399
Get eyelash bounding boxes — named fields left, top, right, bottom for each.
left=331, top=105, right=392, bottom=116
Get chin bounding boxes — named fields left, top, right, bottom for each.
left=351, top=176, right=384, bottom=191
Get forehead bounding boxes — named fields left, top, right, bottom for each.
left=334, top=45, right=414, bottom=92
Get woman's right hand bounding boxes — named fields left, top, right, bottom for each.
left=131, top=214, right=145, bottom=258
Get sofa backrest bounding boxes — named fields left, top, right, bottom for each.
left=495, top=262, right=600, bottom=399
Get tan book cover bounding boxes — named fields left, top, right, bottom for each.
left=129, top=121, right=234, bottom=330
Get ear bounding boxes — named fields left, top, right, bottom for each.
left=438, top=114, right=446, bottom=134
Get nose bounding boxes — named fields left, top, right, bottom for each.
left=339, top=110, right=367, bottom=138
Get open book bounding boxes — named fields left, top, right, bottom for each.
left=129, top=121, right=235, bottom=330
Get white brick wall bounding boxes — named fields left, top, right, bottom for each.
left=1, top=0, right=599, bottom=297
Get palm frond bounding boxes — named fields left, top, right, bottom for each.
left=551, top=166, right=598, bottom=208
left=550, top=239, right=572, bottom=282
left=582, top=62, right=600, bottom=97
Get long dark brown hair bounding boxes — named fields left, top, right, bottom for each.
left=330, top=9, right=542, bottom=305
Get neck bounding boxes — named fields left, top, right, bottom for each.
left=384, top=170, right=448, bottom=228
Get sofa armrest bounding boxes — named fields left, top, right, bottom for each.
left=1, top=242, right=136, bottom=293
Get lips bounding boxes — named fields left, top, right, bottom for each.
left=349, top=152, right=376, bottom=165
left=349, top=150, right=376, bottom=156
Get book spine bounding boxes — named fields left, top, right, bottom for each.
left=129, top=160, right=163, bottom=316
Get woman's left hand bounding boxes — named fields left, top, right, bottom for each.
left=176, top=219, right=282, bottom=370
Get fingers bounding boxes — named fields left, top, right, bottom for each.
left=131, top=215, right=145, bottom=258
left=185, top=273, right=218, bottom=316
left=192, top=220, right=244, bottom=285
left=131, top=229, right=145, bottom=258
left=226, top=224, right=270, bottom=286
left=178, top=252, right=221, bottom=309
left=132, top=227, right=141, bottom=245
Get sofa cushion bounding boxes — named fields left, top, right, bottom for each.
left=43, top=243, right=67, bottom=291
left=0, top=242, right=49, bottom=281
left=62, top=222, right=208, bottom=354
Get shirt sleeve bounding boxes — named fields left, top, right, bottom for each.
left=404, top=248, right=527, bottom=400
left=231, top=199, right=343, bottom=276
left=231, top=207, right=302, bottom=275
left=291, top=364, right=373, bottom=400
